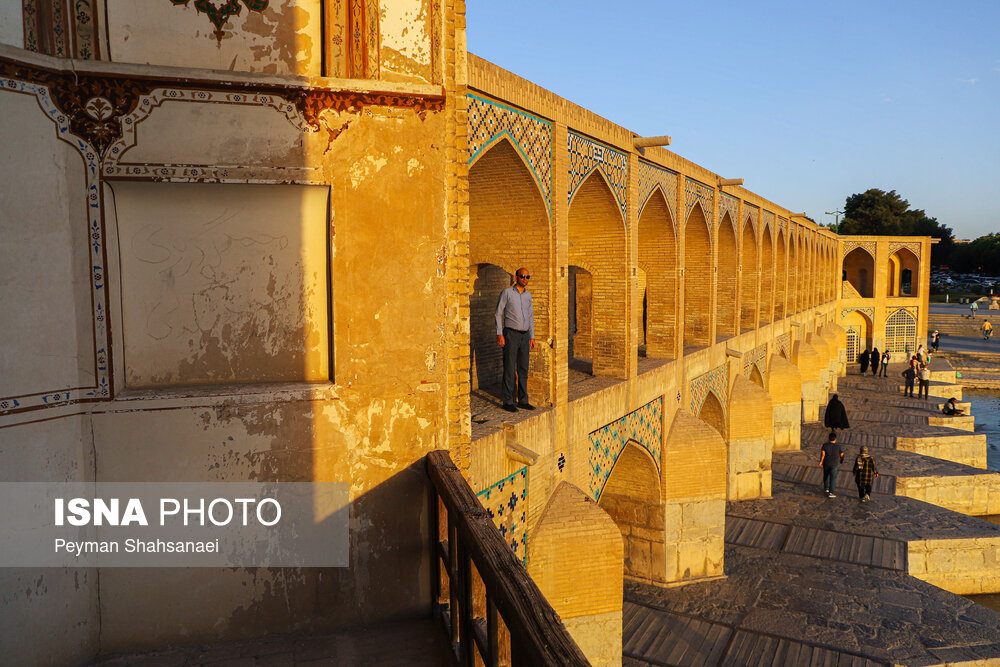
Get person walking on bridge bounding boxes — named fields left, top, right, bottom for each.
left=495, top=268, right=535, bottom=413
left=982, top=319, right=993, bottom=341
left=901, top=364, right=916, bottom=398
left=824, top=394, right=850, bottom=432
left=852, top=446, right=878, bottom=503
left=870, top=347, right=881, bottom=377
left=918, top=363, right=931, bottom=399
left=878, top=350, right=890, bottom=377
left=820, top=431, right=844, bottom=498
left=971, top=300, right=979, bottom=318
left=859, top=348, right=870, bottom=375
left=931, top=330, right=940, bottom=352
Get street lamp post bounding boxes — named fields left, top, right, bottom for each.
left=825, top=210, right=844, bottom=233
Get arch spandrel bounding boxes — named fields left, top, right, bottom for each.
left=662, top=410, right=726, bottom=501
left=767, top=354, right=802, bottom=404
left=729, top=374, right=773, bottom=440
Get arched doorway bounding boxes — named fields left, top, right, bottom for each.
left=469, top=139, right=550, bottom=401
left=885, top=309, right=917, bottom=355
left=761, top=226, right=775, bottom=323
left=842, top=310, right=873, bottom=362
left=843, top=247, right=875, bottom=298
left=887, top=248, right=919, bottom=297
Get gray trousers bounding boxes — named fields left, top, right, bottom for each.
left=501, top=327, right=530, bottom=405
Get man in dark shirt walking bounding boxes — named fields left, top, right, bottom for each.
left=495, top=268, right=535, bottom=412
left=819, top=431, right=844, bottom=498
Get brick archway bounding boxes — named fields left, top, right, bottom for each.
left=638, top=188, right=677, bottom=358
left=716, top=212, right=738, bottom=341
left=684, top=202, right=713, bottom=349
left=740, top=217, right=758, bottom=331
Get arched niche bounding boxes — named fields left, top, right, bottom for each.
left=684, top=202, right=713, bottom=350
left=698, top=391, right=726, bottom=440
left=716, top=212, right=738, bottom=342
left=843, top=247, right=875, bottom=298
left=740, top=218, right=758, bottom=331
left=887, top=247, right=919, bottom=297
left=637, top=188, right=677, bottom=359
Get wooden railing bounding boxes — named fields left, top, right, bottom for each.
left=426, top=450, right=590, bottom=667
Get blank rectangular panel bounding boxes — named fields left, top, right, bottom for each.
left=111, top=182, right=330, bottom=388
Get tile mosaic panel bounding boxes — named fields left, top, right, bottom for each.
left=744, top=202, right=759, bottom=237
left=567, top=131, right=628, bottom=221
left=685, top=177, right=714, bottom=225
left=763, top=210, right=776, bottom=241
left=476, top=467, right=529, bottom=564
left=777, top=215, right=787, bottom=232
left=842, top=240, right=877, bottom=258
left=636, top=159, right=678, bottom=226
left=588, top=398, right=663, bottom=500
left=468, top=94, right=553, bottom=216
left=775, top=332, right=791, bottom=359
left=719, top=192, right=739, bottom=232
left=690, top=364, right=728, bottom=419
left=742, top=343, right=768, bottom=382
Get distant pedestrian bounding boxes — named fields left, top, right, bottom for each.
left=931, top=331, right=940, bottom=352
left=859, top=348, right=870, bottom=375
left=942, top=397, right=965, bottom=416
left=824, top=394, right=850, bottom=431
left=916, top=345, right=926, bottom=364
left=971, top=300, right=979, bottom=318
left=820, top=431, right=844, bottom=498
left=852, top=446, right=878, bottom=504
left=878, top=350, right=890, bottom=377
left=901, top=365, right=916, bottom=397
left=870, top=347, right=880, bottom=377
left=918, top=363, right=931, bottom=399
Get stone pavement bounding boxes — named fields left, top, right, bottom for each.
left=624, top=363, right=1000, bottom=666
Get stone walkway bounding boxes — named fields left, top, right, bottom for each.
left=624, top=363, right=1000, bottom=666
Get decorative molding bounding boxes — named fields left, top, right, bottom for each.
left=467, top=94, right=552, bottom=216
left=841, top=307, right=875, bottom=322
left=169, top=0, right=269, bottom=40
left=888, top=241, right=922, bottom=258
left=0, top=73, right=109, bottom=415
left=636, top=159, right=678, bottom=228
left=567, top=132, right=628, bottom=221
left=690, top=364, right=728, bottom=418
left=842, top=240, right=877, bottom=258
left=685, top=177, right=714, bottom=226
left=588, top=398, right=662, bottom=500
left=476, top=467, right=528, bottom=564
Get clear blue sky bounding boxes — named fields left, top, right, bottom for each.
left=467, top=1, right=999, bottom=240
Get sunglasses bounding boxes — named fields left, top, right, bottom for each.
left=517, top=274, right=530, bottom=279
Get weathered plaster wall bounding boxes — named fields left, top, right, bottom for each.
left=379, top=0, right=434, bottom=84
left=0, top=3, right=21, bottom=48
left=106, top=0, right=323, bottom=75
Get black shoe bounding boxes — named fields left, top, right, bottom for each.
left=501, top=404, right=517, bottom=413
left=517, top=402, right=536, bottom=410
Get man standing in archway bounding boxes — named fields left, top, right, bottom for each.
left=496, top=268, right=535, bottom=412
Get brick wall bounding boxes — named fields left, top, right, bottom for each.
left=469, top=264, right=511, bottom=389
left=637, top=190, right=677, bottom=358
left=684, top=205, right=713, bottom=348
left=740, top=220, right=758, bottom=331
left=717, top=214, right=738, bottom=340
left=761, top=229, right=775, bottom=323
left=569, top=267, right=593, bottom=359
left=568, top=173, right=627, bottom=377
left=698, top=391, right=726, bottom=440
left=774, top=230, right=786, bottom=320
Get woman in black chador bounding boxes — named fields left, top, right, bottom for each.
left=824, top=394, right=850, bottom=431
left=858, top=348, right=870, bottom=375
left=870, top=347, right=880, bottom=377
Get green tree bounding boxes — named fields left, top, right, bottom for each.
left=838, top=189, right=954, bottom=265
left=949, top=234, right=1000, bottom=275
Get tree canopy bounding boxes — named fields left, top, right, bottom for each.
left=948, top=234, right=1000, bottom=275
left=838, top=189, right=955, bottom=264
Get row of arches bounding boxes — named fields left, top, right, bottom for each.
left=843, top=246, right=920, bottom=298
left=468, top=137, right=841, bottom=398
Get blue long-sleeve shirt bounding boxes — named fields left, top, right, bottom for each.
left=495, top=286, right=534, bottom=338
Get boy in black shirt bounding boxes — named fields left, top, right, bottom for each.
left=819, top=431, right=844, bottom=498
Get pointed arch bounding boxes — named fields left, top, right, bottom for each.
left=843, top=247, right=875, bottom=298
left=760, top=226, right=775, bottom=323
left=568, top=170, right=627, bottom=377
left=698, top=391, right=726, bottom=439
left=749, top=364, right=765, bottom=388
left=716, top=211, right=738, bottom=341
left=740, top=217, right=758, bottom=331
left=638, top=188, right=678, bottom=358
left=887, top=247, right=920, bottom=297
left=841, top=309, right=874, bottom=361
left=683, top=201, right=713, bottom=349
left=885, top=309, right=917, bottom=354
left=469, top=138, right=551, bottom=401
left=773, top=229, right=786, bottom=320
